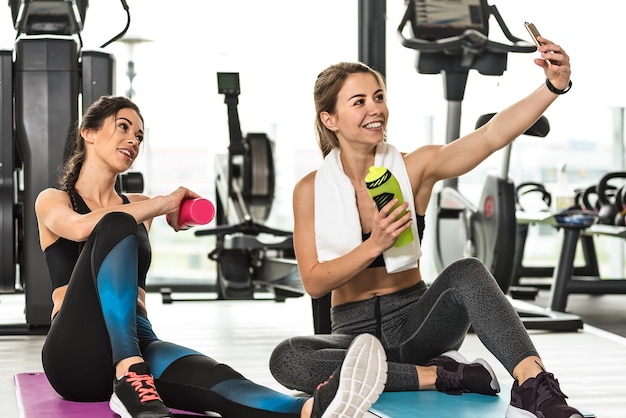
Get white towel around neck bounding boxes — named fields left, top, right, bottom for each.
left=314, top=142, right=421, bottom=273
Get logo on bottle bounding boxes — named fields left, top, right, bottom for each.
left=366, top=169, right=394, bottom=210
left=364, top=166, right=414, bottom=247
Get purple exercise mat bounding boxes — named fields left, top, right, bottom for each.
left=14, top=372, right=213, bottom=417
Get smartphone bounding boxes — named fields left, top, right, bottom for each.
left=524, top=22, right=551, bottom=65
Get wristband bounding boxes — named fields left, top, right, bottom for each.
left=546, top=78, right=572, bottom=95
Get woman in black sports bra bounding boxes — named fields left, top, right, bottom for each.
left=35, top=95, right=386, bottom=418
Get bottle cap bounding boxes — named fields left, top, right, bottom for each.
left=365, top=166, right=387, bottom=183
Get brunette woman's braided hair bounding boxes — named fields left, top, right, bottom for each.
left=60, top=95, right=143, bottom=213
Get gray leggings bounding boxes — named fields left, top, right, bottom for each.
left=269, top=257, right=538, bottom=393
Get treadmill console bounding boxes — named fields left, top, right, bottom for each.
left=408, top=0, right=489, bottom=40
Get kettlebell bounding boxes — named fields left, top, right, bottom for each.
left=581, top=185, right=601, bottom=212
left=596, top=172, right=626, bottom=225
left=516, top=182, right=552, bottom=212
left=614, top=186, right=626, bottom=226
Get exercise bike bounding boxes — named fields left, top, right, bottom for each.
left=435, top=113, right=548, bottom=294
left=397, top=0, right=583, bottom=331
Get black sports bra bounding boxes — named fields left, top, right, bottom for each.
left=363, top=214, right=425, bottom=269
left=44, top=193, right=151, bottom=290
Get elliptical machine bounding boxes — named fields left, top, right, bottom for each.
left=397, top=0, right=583, bottom=331
left=0, top=0, right=134, bottom=334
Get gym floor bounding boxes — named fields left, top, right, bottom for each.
left=1, top=291, right=625, bottom=418
left=533, top=289, right=626, bottom=338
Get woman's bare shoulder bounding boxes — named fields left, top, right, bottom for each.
left=35, top=188, right=69, bottom=207
left=37, top=187, right=65, bottom=198
left=294, top=170, right=317, bottom=191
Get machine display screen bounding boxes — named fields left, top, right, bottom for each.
left=410, top=0, right=488, bottom=40
left=217, top=72, right=240, bottom=95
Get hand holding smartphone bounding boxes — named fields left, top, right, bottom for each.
left=524, top=21, right=551, bottom=65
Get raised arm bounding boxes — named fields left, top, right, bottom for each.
left=409, top=37, right=571, bottom=185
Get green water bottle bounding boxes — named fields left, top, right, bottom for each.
left=365, top=166, right=414, bottom=247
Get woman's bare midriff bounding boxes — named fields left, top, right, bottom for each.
left=51, top=285, right=148, bottom=319
left=331, top=266, right=423, bottom=307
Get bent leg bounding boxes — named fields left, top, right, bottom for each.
left=270, top=258, right=539, bottom=395
left=42, top=212, right=142, bottom=401
left=398, top=258, right=538, bottom=375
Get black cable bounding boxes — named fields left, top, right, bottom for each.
left=100, top=0, right=131, bottom=48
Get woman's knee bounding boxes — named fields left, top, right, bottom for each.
left=446, top=258, right=495, bottom=284
left=269, top=336, right=320, bottom=390
left=96, top=212, right=137, bottom=236
left=269, top=338, right=296, bottom=378
left=449, top=257, right=488, bottom=272
left=433, top=258, right=502, bottom=300
left=90, top=212, right=138, bottom=272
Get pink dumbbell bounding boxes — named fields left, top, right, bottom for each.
left=167, top=198, right=215, bottom=228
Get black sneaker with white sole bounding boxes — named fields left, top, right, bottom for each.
left=109, top=362, right=173, bottom=418
left=426, top=350, right=500, bottom=396
left=507, top=369, right=583, bottom=418
left=310, top=333, right=388, bottom=418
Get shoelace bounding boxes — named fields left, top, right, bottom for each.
left=437, top=362, right=466, bottom=395
left=126, top=372, right=162, bottom=403
left=535, top=372, right=568, bottom=405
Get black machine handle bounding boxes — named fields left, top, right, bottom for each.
left=195, top=222, right=292, bottom=238
left=397, top=1, right=536, bottom=56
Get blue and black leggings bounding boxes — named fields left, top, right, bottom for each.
left=42, top=212, right=306, bottom=417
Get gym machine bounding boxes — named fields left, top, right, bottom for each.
left=0, top=0, right=131, bottom=333
left=161, top=72, right=305, bottom=303
left=515, top=171, right=626, bottom=312
left=512, top=181, right=600, bottom=296
left=397, top=0, right=583, bottom=331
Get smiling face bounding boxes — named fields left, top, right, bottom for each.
left=83, top=107, right=144, bottom=173
left=320, top=72, right=388, bottom=148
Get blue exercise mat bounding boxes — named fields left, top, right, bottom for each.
left=16, top=372, right=594, bottom=418
left=369, top=384, right=595, bottom=418
left=370, top=389, right=508, bottom=418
